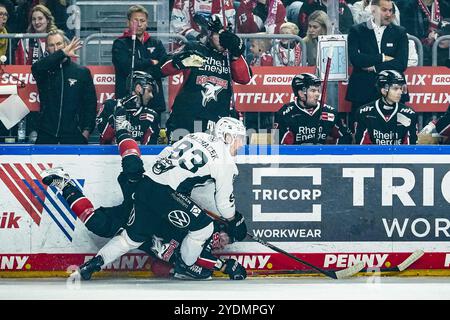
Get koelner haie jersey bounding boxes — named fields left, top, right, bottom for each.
left=162, top=41, right=252, bottom=122
left=96, top=98, right=160, bottom=145
left=274, top=101, right=343, bottom=144
left=355, top=99, right=418, bottom=145
left=145, top=132, right=237, bottom=219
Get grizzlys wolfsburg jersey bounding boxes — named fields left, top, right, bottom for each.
left=145, top=132, right=238, bottom=219
left=355, top=99, right=418, bottom=145
left=274, top=101, right=344, bottom=144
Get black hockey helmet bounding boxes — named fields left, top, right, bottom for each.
left=126, top=71, right=158, bottom=94
left=375, top=70, right=406, bottom=92
left=291, top=73, right=321, bottom=94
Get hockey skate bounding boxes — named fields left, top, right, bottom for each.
left=41, top=167, right=73, bottom=191
left=78, top=255, right=104, bottom=280
left=173, top=258, right=213, bottom=280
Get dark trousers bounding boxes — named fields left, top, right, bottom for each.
left=35, top=130, right=88, bottom=144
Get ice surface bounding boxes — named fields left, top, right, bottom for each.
left=1, top=276, right=450, bottom=300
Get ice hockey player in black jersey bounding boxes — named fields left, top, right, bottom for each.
left=40, top=112, right=248, bottom=281
left=274, top=73, right=350, bottom=144
left=96, top=71, right=160, bottom=145
left=418, top=104, right=450, bottom=144
left=355, top=70, right=417, bottom=145
left=162, top=14, right=252, bottom=142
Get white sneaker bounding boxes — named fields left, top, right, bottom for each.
left=41, top=167, right=71, bottom=191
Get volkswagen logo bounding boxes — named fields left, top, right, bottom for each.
left=168, top=210, right=190, bottom=228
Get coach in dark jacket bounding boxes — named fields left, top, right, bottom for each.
left=32, top=30, right=97, bottom=144
left=346, top=0, right=408, bottom=122
left=112, top=5, right=167, bottom=114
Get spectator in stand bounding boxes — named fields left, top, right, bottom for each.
left=397, top=0, right=450, bottom=65
left=346, top=0, right=408, bottom=129
left=0, top=3, right=8, bottom=57
left=39, top=0, right=70, bottom=36
left=302, top=10, right=329, bottom=66
left=271, top=22, right=303, bottom=66
left=112, top=5, right=167, bottom=117
left=15, top=0, right=33, bottom=33
left=436, top=18, right=450, bottom=66
left=296, top=0, right=354, bottom=37
left=349, top=0, right=399, bottom=25
left=31, top=30, right=97, bottom=144
left=236, top=0, right=287, bottom=34
left=0, top=0, right=15, bottom=32
left=170, top=0, right=236, bottom=41
left=13, top=5, right=57, bottom=144
left=15, top=5, right=57, bottom=65
left=247, top=35, right=273, bottom=66
left=284, top=1, right=304, bottom=24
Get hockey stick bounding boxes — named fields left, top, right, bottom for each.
left=129, top=20, right=138, bottom=93
left=313, top=44, right=332, bottom=144
left=245, top=232, right=364, bottom=279
left=205, top=210, right=364, bottom=279
left=360, top=250, right=424, bottom=273
left=219, top=0, right=242, bottom=122
left=247, top=250, right=424, bottom=276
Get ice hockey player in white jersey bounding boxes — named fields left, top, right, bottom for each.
left=147, top=117, right=245, bottom=219
left=41, top=113, right=248, bottom=281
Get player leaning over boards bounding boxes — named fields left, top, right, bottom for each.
left=354, top=70, right=418, bottom=145
left=96, top=71, right=160, bottom=145
left=41, top=110, right=248, bottom=281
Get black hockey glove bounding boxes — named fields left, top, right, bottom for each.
left=172, top=49, right=206, bottom=69
left=219, top=30, right=245, bottom=57
left=227, top=211, right=247, bottom=242
left=222, top=259, right=247, bottom=280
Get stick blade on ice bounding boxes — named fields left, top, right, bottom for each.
left=397, top=249, right=424, bottom=272
left=334, top=261, right=365, bottom=279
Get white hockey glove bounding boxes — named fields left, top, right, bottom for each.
left=172, top=49, right=206, bottom=69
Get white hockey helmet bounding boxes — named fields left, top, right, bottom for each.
left=213, top=117, right=246, bottom=147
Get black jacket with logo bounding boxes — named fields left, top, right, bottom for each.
left=31, top=50, right=97, bottom=138
left=112, top=31, right=167, bottom=113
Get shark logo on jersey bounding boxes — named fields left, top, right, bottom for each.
left=200, top=82, right=224, bottom=107
left=168, top=210, right=191, bottom=228
left=196, top=75, right=228, bottom=107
